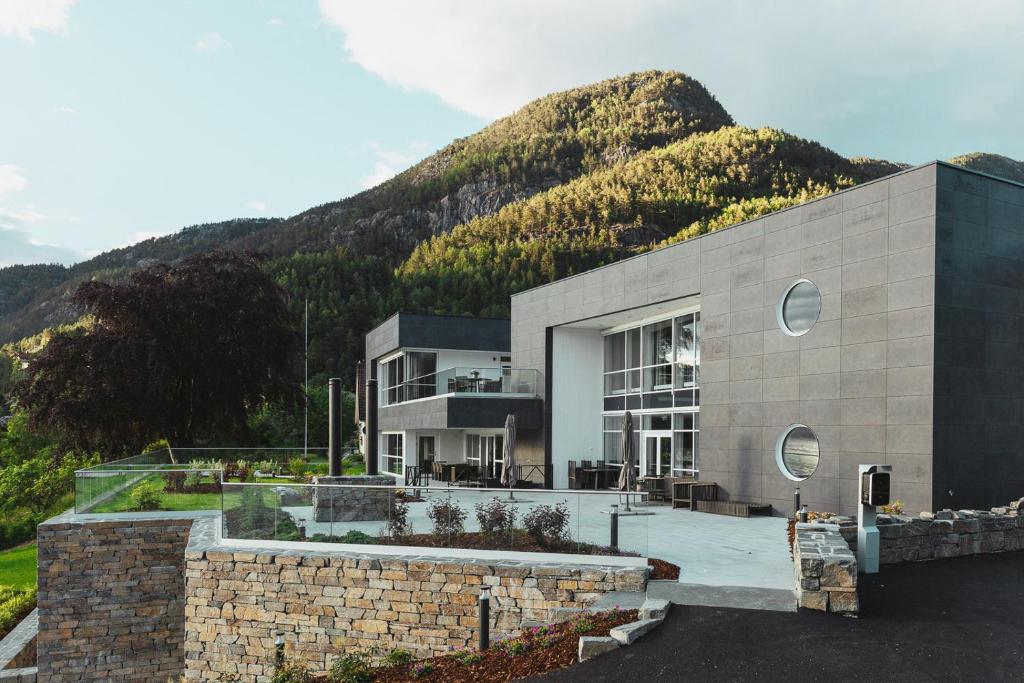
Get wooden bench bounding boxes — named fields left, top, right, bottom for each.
left=695, top=499, right=773, bottom=518
left=671, top=480, right=719, bottom=510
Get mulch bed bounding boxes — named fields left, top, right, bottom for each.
left=314, top=609, right=639, bottom=682
left=648, top=557, right=680, bottom=580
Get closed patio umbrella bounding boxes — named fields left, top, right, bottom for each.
left=617, top=411, right=636, bottom=510
left=501, top=413, right=517, bottom=499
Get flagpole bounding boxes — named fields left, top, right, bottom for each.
left=303, top=297, right=309, bottom=457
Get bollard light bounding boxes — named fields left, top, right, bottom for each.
left=799, top=505, right=808, bottom=524
left=275, top=632, right=285, bottom=666
left=609, top=504, right=619, bottom=551
left=478, top=587, right=491, bottom=651
left=793, top=487, right=801, bottom=516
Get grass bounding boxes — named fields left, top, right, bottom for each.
left=83, top=456, right=366, bottom=513
left=0, top=544, right=36, bottom=589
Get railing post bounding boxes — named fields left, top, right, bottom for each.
left=478, top=587, right=490, bottom=651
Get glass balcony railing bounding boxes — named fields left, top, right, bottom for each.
left=220, top=483, right=648, bottom=561
left=73, top=447, right=336, bottom=514
left=382, top=367, right=540, bottom=406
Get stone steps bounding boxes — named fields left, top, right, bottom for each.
left=646, top=580, right=797, bottom=612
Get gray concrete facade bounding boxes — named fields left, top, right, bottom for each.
left=510, top=162, right=1024, bottom=516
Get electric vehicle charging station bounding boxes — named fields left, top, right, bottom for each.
left=857, top=464, right=892, bottom=574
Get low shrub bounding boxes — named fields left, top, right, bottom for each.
left=427, top=498, right=468, bottom=537
left=129, top=480, right=164, bottom=511
left=523, top=502, right=570, bottom=546
left=571, top=616, right=595, bottom=634
left=0, top=585, right=37, bottom=640
left=164, top=471, right=187, bottom=493
left=382, top=648, right=413, bottom=667
left=270, top=658, right=312, bottom=683
left=384, top=499, right=411, bottom=538
left=287, top=458, right=307, bottom=479
left=475, top=497, right=517, bottom=536
left=452, top=648, right=482, bottom=666
left=0, top=508, right=43, bottom=551
left=338, top=530, right=377, bottom=544
left=410, top=661, right=435, bottom=678
left=327, top=652, right=371, bottom=683
left=882, top=499, right=905, bottom=516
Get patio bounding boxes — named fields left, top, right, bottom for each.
left=274, top=487, right=793, bottom=594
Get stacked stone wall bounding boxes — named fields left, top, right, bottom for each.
left=183, top=547, right=647, bottom=681
left=35, top=513, right=195, bottom=682
left=822, top=498, right=1024, bottom=564
left=311, top=475, right=394, bottom=522
left=793, top=524, right=858, bottom=614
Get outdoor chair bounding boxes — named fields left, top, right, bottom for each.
left=567, top=461, right=579, bottom=490
left=643, top=476, right=668, bottom=502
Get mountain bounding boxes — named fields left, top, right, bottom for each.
left=1, top=70, right=1022, bottom=385
left=947, top=153, right=1024, bottom=184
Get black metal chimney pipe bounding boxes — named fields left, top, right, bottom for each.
left=328, top=378, right=342, bottom=477
left=366, top=377, right=378, bottom=475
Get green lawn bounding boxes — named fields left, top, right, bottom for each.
left=0, top=544, right=36, bottom=589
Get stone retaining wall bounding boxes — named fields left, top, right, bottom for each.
left=311, top=475, right=394, bottom=522
left=183, top=538, right=647, bottom=681
left=36, top=512, right=200, bottom=682
left=793, top=524, right=858, bottom=614
left=819, top=497, right=1024, bottom=565
left=0, top=608, right=37, bottom=682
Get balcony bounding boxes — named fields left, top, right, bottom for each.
left=382, top=366, right=540, bottom=406
left=378, top=367, right=542, bottom=431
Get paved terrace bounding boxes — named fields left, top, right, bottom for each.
left=279, top=488, right=794, bottom=605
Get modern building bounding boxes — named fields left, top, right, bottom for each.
left=365, top=162, right=1024, bottom=516
left=362, top=313, right=543, bottom=484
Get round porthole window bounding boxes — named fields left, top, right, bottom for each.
left=777, top=279, right=821, bottom=336
left=776, top=424, right=820, bottom=481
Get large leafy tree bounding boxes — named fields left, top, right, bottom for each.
left=16, top=252, right=300, bottom=454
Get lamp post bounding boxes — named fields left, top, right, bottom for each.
left=478, top=587, right=490, bottom=651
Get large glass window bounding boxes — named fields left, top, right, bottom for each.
left=380, top=351, right=438, bottom=406
left=466, top=434, right=504, bottom=478
left=381, top=433, right=403, bottom=476
left=673, top=412, right=698, bottom=475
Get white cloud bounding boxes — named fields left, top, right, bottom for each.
left=0, top=226, right=80, bottom=266
left=246, top=200, right=269, bottom=213
left=0, top=0, right=76, bottom=43
left=318, top=0, right=1024, bottom=160
left=359, top=143, right=427, bottom=190
left=195, top=31, right=230, bottom=52
left=267, top=17, right=286, bottom=28
left=0, top=164, right=27, bottom=199
left=51, top=104, right=75, bottom=114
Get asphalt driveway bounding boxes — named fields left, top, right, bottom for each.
left=535, top=551, right=1024, bottom=682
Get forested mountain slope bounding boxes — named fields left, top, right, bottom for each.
left=1, top=70, right=1021, bottom=386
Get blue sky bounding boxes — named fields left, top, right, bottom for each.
left=2, top=0, right=1022, bottom=266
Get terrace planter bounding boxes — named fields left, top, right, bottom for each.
left=311, top=475, right=395, bottom=522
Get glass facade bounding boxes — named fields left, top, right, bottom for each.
left=602, top=311, right=700, bottom=476
left=380, top=351, right=437, bottom=406
left=381, top=433, right=403, bottom=475
left=465, top=434, right=505, bottom=478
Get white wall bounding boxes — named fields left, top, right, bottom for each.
left=550, top=328, right=604, bottom=488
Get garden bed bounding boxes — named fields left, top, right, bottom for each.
left=301, top=609, right=639, bottom=682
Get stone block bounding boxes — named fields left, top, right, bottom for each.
left=828, top=591, right=859, bottom=614
left=609, top=619, right=660, bottom=645
left=799, top=590, right=829, bottom=611
left=578, top=636, right=619, bottom=662
left=638, top=598, right=670, bottom=622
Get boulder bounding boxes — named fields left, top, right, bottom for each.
left=609, top=618, right=661, bottom=645
left=578, top=636, right=619, bottom=662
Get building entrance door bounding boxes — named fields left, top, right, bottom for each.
left=643, top=433, right=673, bottom=477
left=417, top=435, right=436, bottom=469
